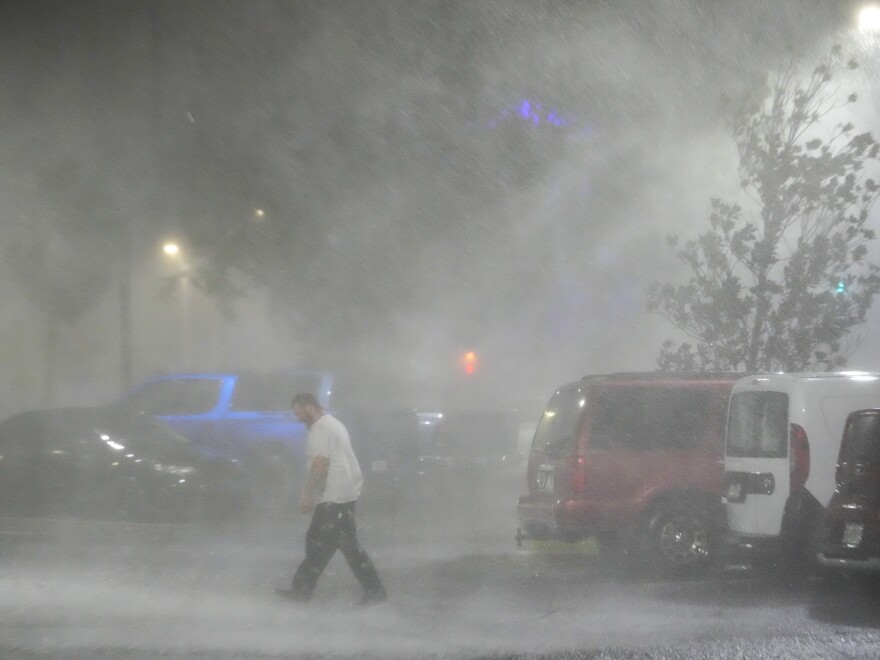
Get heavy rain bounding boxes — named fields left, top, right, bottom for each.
left=2, top=1, right=880, bottom=658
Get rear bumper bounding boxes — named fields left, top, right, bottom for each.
left=721, top=531, right=784, bottom=566
left=516, top=494, right=639, bottom=541
left=516, top=496, right=566, bottom=539
left=817, top=551, right=880, bottom=571
left=816, top=502, right=880, bottom=571
left=817, top=535, right=880, bottom=572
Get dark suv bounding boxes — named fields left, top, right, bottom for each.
left=516, top=372, right=741, bottom=572
left=818, top=408, right=880, bottom=573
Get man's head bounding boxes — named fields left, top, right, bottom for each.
left=291, top=392, right=323, bottom=426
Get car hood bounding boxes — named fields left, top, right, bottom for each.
left=0, top=405, right=201, bottom=466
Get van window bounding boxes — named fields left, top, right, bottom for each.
left=840, top=412, right=880, bottom=465
left=230, top=373, right=323, bottom=412
left=531, top=388, right=585, bottom=457
left=726, top=391, right=788, bottom=458
left=590, top=387, right=711, bottom=450
left=818, top=394, right=880, bottom=454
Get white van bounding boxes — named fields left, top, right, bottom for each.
left=723, top=372, right=880, bottom=567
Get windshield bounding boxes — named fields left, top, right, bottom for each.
left=97, top=408, right=192, bottom=460
left=0, top=408, right=191, bottom=462
left=840, top=411, right=880, bottom=465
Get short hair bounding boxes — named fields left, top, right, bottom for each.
left=291, top=392, right=321, bottom=409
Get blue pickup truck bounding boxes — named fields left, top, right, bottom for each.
left=117, top=371, right=419, bottom=513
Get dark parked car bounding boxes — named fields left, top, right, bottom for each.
left=0, top=406, right=239, bottom=522
left=818, top=408, right=880, bottom=573
left=116, top=371, right=422, bottom=513
left=417, top=409, right=521, bottom=469
left=411, top=409, right=521, bottom=506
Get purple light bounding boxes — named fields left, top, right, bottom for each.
left=482, top=98, right=584, bottom=135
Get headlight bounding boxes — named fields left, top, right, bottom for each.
left=153, top=463, right=196, bottom=476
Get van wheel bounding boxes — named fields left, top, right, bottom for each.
left=643, top=502, right=715, bottom=573
left=779, top=491, right=824, bottom=579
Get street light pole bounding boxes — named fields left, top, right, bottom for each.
left=162, top=241, right=191, bottom=368
left=118, top=216, right=133, bottom=389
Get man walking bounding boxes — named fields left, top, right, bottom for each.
left=276, top=393, right=387, bottom=605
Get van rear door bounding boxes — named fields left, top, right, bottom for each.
left=725, top=390, right=790, bottom=536
left=526, top=385, right=586, bottom=497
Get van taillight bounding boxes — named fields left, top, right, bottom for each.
left=790, top=423, right=810, bottom=489
left=567, top=454, right=587, bottom=493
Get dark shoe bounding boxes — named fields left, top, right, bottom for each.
left=275, top=587, right=309, bottom=603
left=356, top=588, right=387, bottom=606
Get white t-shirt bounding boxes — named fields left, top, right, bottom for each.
left=307, top=413, right=363, bottom=504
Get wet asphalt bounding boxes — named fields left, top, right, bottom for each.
left=1, top=477, right=880, bottom=658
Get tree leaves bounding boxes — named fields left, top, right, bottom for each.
left=650, top=46, right=880, bottom=372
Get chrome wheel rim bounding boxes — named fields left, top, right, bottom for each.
left=658, top=514, right=709, bottom=567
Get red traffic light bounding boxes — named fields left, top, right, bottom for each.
left=462, top=351, right=478, bottom=375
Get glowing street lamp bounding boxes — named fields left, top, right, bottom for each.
left=858, top=4, right=880, bottom=31
left=163, top=241, right=180, bottom=257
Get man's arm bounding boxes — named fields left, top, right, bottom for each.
left=300, top=455, right=329, bottom=513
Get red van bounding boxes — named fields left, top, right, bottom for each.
left=516, top=372, right=741, bottom=572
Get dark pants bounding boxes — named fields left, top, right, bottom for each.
left=291, top=501, right=384, bottom=600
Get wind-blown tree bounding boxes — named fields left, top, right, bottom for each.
left=648, top=46, right=880, bottom=372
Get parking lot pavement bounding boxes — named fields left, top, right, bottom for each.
left=3, top=505, right=880, bottom=659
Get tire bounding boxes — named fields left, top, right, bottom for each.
left=641, top=500, right=717, bottom=573
left=779, top=490, right=824, bottom=580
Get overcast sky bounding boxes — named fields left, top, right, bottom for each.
left=0, top=0, right=876, bottom=411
